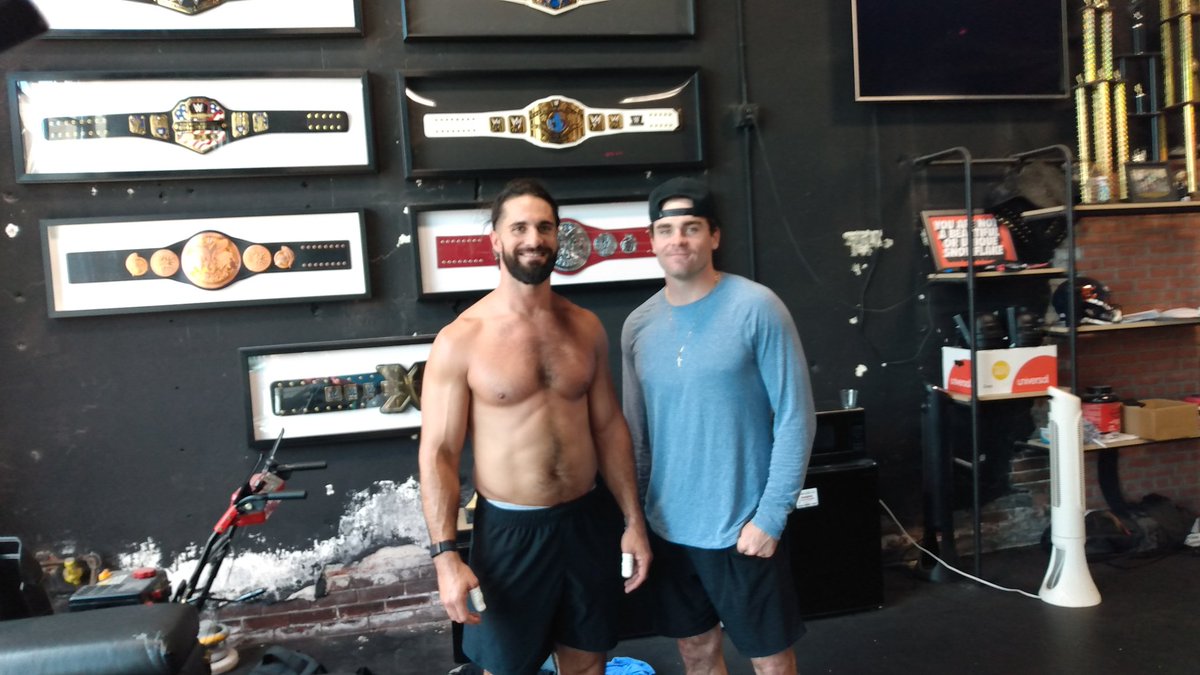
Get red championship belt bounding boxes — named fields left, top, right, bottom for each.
left=435, top=218, right=652, bottom=274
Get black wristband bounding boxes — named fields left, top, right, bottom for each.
left=428, top=540, right=457, bottom=558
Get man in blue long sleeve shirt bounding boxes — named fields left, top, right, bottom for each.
left=622, top=177, right=815, bottom=674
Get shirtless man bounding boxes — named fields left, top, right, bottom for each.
left=419, top=178, right=652, bottom=675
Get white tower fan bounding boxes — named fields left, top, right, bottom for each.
left=1039, top=387, right=1102, bottom=607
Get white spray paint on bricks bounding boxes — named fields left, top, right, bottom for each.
left=118, top=477, right=428, bottom=598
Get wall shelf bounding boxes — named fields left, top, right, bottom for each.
left=1022, top=201, right=1200, bottom=221
left=1045, top=317, right=1200, bottom=334
left=1023, top=435, right=1197, bottom=453
left=927, top=268, right=1065, bottom=282
left=941, top=390, right=1050, bottom=404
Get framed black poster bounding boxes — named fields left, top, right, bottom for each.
left=400, top=68, right=703, bottom=178
left=9, top=71, right=374, bottom=183
left=240, top=335, right=434, bottom=447
left=410, top=198, right=663, bottom=298
left=920, top=210, right=1018, bottom=270
left=32, top=0, right=363, bottom=38
left=41, top=210, right=370, bottom=317
left=401, top=0, right=695, bottom=40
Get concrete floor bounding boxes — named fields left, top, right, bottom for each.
left=229, top=546, right=1200, bottom=674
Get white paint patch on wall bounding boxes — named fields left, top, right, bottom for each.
left=117, top=477, right=427, bottom=599
left=842, top=230, right=894, bottom=258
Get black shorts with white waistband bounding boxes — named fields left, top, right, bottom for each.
left=648, top=528, right=806, bottom=658
left=464, top=487, right=624, bottom=675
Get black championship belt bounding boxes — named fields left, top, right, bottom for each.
left=66, top=230, right=352, bottom=290
left=44, top=95, right=348, bottom=155
left=271, top=362, right=425, bottom=416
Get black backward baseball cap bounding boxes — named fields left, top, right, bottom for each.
left=649, top=177, right=716, bottom=223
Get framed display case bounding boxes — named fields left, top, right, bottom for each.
left=401, top=0, right=694, bottom=40
left=400, top=68, right=702, bottom=178
left=41, top=210, right=369, bottom=317
left=240, top=335, right=434, bottom=447
left=411, top=199, right=663, bottom=298
left=9, top=71, right=374, bottom=183
left=31, top=0, right=363, bottom=38
left=1124, top=162, right=1173, bottom=202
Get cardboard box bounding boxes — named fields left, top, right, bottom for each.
left=1122, top=399, right=1200, bottom=441
left=941, top=345, right=1057, bottom=396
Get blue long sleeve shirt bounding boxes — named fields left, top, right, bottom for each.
left=621, top=274, right=815, bottom=549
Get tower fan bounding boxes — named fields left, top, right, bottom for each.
left=1039, top=387, right=1101, bottom=607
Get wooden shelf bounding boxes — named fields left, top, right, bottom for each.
left=927, top=267, right=1064, bottom=282
left=1023, top=435, right=1197, bottom=453
left=1045, top=317, right=1200, bottom=334
left=1021, top=201, right=1200, bottom=221
left=941, top=389, right=1049, bottom=404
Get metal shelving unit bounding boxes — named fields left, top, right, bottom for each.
left=913, top=144, right=1075, bottom=578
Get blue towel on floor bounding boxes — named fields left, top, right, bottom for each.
left=606, top=657, right=655, bottom=674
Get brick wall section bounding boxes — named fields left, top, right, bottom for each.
left=216, top=547, right=446, bottom=644
left=1072, top=212, right=1200, bottom=514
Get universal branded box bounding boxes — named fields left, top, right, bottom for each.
left=941, top=346, right=1057, bottom=396
left=1122, top=399, right=1200, bottom=441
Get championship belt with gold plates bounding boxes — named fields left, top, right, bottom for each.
left=44, top=96, right=348, bottom=155
left=66, top=231, right=353, bottom=291
left=271, top=362, right=425, bottom=416
left=436, top=218, right=652, bottom=275
left=423, top=95, right=680, bottom=149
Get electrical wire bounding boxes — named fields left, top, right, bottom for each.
left=878, top=498, right=1040, bottom=599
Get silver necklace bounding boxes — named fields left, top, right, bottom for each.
left=669, top=308, right=693, bottom=368
left=666, top=273, right=720, bottom=368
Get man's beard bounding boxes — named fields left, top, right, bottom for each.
left=501, top=245, right=556, bottom=285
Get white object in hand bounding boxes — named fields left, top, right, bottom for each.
left=469, top=586, right=486, bottom=612
left=621, top=553, right=634, bottom=579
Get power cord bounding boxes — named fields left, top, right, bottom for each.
left=878, top=498, right=1040, bottom=599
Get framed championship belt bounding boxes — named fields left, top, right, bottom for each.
left=41, top=211, right=370, bottom=317
left=400, top=0, right=695, bottom=40
left=240, top=335, right=436, bottom=447
left=411, top=199, right=664, bottom=298
left=33, top=0, right=363, bottom=38
left=9, top=71, right=374, bottom=183
left=400, top=68, right=703, bottom=178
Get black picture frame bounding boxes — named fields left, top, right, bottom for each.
left=409, top=197, right=663, bottom=298
left=40, top=210, right=371, bottom=317
left=9, top=71, right=375, bottom=183
left=239, top=335, right=435, bottom=448
left=1124, top=162, right=1174, bottom=202
left=399, top=68, right=703, bottom=178
left=33, top=0, right=364, bottom=38
left=401, top=0, right=695, bottom=40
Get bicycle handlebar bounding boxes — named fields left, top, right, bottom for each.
left=274, top=461, right=327, bottom=473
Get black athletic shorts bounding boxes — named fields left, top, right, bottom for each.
left=463, top=487, right=624, bottom=675
left=648, top=528, right=805, bottom=658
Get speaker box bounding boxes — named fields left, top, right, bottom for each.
left=786, top=458, right=883, bottom=617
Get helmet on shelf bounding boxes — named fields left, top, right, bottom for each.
left=1052, top=277, right=1123, bottom=326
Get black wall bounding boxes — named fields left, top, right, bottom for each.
left=0, top=2, right=1075, bottom=569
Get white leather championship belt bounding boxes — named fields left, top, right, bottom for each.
left=423, top=95, right=680, bottom=150
left=126, top=0, right=231, bottom=15
left=44, top=95, right=349, bottom=155
left=498, top=0, right=610, bottom=15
